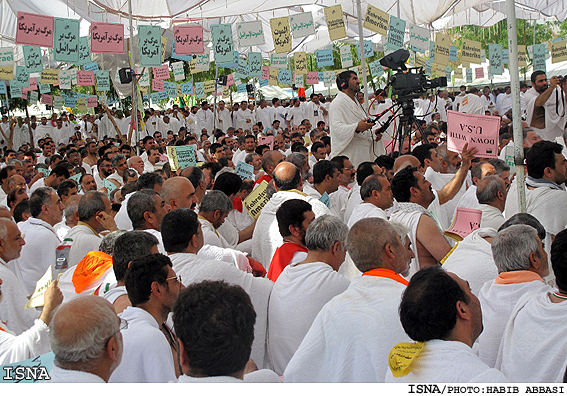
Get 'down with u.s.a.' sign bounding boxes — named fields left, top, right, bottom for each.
left=446, top=110, right=500, bottom=159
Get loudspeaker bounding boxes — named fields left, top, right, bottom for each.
left=118, top=68, right=133, bottom=84
left=246, top=84, right=254, bottom=94
left=217, top=75, right=227, bottom=86
left=0, top=106, right=7, bottom=115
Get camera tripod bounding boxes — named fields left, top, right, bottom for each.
left=372, top=96, right=428, bottom=155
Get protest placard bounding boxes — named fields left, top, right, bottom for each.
left=243, top=181, right=269, bottom=221
left=446, top=110, right=500, bottom=158
left=444, top=207, right=482, bottom=241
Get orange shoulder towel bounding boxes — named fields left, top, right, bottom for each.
left=267, top=242, right=308, bottom=282
left=362, top=268, right=409, bottom=286
left=72, top=251, right=114, bottom=293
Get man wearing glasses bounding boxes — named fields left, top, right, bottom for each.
left=109, top=254, right=184, bottom=383
left=48, top=295, right=125, bottom=383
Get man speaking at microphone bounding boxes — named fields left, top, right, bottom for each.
left=329, top=70, right=383, bottom=167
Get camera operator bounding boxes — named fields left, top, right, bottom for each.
left=525, top=70, right=567, bottom=142
left=329, top=71, right=382, bottom=167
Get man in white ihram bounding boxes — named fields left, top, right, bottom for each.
left=329, top=71, right=379, bottom=167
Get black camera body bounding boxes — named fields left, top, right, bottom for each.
left=380, top=49, right=447, bottom=99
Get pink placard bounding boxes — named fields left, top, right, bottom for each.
left=87, top=96, right=98, bottom=107
left=22, top=78, right=38, bottom=93
left=261, top=66, right=269, bottom=80
left=475, top=67, right=484, bottom=79
left=152, top=79, right=164, bottom=92
left=226, top=73, right=235, bottom=86
left=76, top=70, right=95, bottom=86
left=152, top=65, right=170, bottom=80
left=174, top=25, right=204, bottom=55
left=16, top=12, right=54, bottom=48
left=446, top=110, right=500, bottom=158
left=445, top=207, right=482, bottom=239
left=41, top=94, right=53, bottom=106
left=306, top=72, right=319, bottom=85
left=258, top=136, right=274, bottom=149
left=90, top=22, right=125, bottom=54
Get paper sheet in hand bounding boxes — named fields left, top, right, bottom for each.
left=25, top=266, right=53, bottom=309
left=446, top=110, right=499, bottom=158
left=236, top=161, right=254, bottom=180
left=167, top=145, right=196, bottom=172
left=444, top=207, right=482, bottom=241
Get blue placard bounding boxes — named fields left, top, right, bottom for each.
left=83, top=61, right=99, bottom=71
left=449, top=45, right=458, bottom=62
left=171, top=41, right=194, bottom=62
left=319, top=191, right=330, bottom=208
left=318, top=72, right=324, bottom=81
left=315, top=49, right=334, bottom=67
left=236, top=83, right=247, bottom=93
left=0, top=352, right=54, bottom=383
left=258, top=78, right=268, bottom=87
left=356, top=40, right=374, bottom=59
left=217, top=51, right=239, bottom=69
left=235, top=161, right=254, bottom=180
left=180, top=81, right=193, bottom=95
left=278, top=69, right=292, bottom=85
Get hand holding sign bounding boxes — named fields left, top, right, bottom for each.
left=39, top=280, right=63, bottom=325
left=460, top=142, right=478, bottom=168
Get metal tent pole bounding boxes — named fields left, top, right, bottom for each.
left=506, top=0, right=526, bottom=213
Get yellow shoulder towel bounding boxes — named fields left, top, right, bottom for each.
left=388, top=342, right=425, bottom=377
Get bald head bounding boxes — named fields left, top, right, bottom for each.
left=394, top=155, right=421, bottom=174
left=262, top=150, right=285, bottom=176
left=161, top=176, right=197, bottom=210
left=8, top=175, right=25, bottom=190
left=49, top=296, right=122, bottom=379
left=273, top=162, right=302, bottom=191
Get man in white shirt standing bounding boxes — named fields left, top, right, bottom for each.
left=306, top=94, right=327, bottom=128
left=196, top=101, right=214, bottom=135
left=216, top=100, right=233, bottom=133
left=255, top=99, right=273, bottom=133
left=235, top=101, right=254, bottom=132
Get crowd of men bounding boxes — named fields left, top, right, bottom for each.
left=1, top=68, right=567, bottom=384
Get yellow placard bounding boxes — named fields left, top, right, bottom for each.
left=203, top=80, right=215, bottom=93
left=188, top=59, right=197, bottom=74
left=77, top=97, right=87, bottom=113
left=461, top=40, right=482, bottom=65
left=243, top=181, right=269, bottom=221
left=269, top=67, right=279, bottom=86
left=167, top=146, right=179, bottom=171
left=551, top=41, right=567, bottom=64
left=325, top=5, right=347, bottom=41
left=177, top=83, right=182, bottom=98
left=25, top=266, right=53, bottom=309
left=270, top=17, right=292, bottom=54
left=434, top=34, right=451, bottom=66
left=0, top=66, right=14, bottom=81
left=294, top=52, right=307, bottom=74
left=518, top=45, right=527, bottom=67
left=454, top=68, right=463, bottom=79
left=41, top=69, right=60, bottom=85
left=363, top=4, right=389, bottom=36
left=139, top=85, right=149, bottom=96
